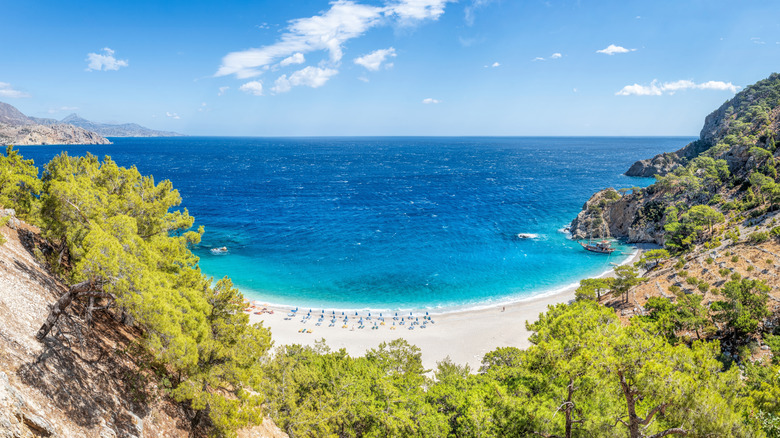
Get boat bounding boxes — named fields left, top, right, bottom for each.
left=516, top=233, right=539, bottom=239
left=579, top=240, right=616, bottom=254
left=210, top=246, right=228, bottom=255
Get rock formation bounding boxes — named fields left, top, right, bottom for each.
left=626, top=73, right=780, bottom=177
left=0, top=102, right=111, bottom=146
left=575, top=73, right=780, bottom=244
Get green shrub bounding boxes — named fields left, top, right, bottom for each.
left=731, top=256, right=740, bottom=263
left=719, top=268, right=731, bottom=277
left=698, top=283, right=710, bottom=292
left=747, top=231, right=769, bottom=244
left=731, top=272, right=742, bottom=281
left=706, top=257, right=714, bottom=264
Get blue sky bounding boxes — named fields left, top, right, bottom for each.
left=2, top=0, right=779, bottom=136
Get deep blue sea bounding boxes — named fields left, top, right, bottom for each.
left=18, top=137, right=691, bottom=311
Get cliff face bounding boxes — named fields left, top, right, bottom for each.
left=568, top=189, right=665, bottom=245
left=0, top=211, right=286, bottom=438
left=0, top=102, right=111, bottom=146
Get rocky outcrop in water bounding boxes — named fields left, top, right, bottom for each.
left=568, top=188, right=666, bottom=245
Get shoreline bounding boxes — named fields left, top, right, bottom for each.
left=248, top=243, right=654, bottom=370
left=233, top=241, right=644, bottom=315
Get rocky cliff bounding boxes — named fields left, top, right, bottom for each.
left=625, top=73, right=780, bottom=177
left=0, top=102, right=111, bottom=146
left=0, top=210, right=286, bottom=438
left=572, top=73, right=780, bottom=244
left=0, top=123, right=112, bottom=146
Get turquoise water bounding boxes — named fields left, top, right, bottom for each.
left=19, top=137, right=689, bottom=310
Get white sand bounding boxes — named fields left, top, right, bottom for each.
left=248, top=246, right=650, bottom=370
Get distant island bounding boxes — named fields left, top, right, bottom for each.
left=0, top=101, right=182, bottom=146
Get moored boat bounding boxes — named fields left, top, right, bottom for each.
left=579, top=240, right=616, bottom=254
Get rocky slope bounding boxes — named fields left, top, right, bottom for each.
left=0, top=102, right=111, bottom=146
left=0, top=210, right=286, bottom=438
left=572, top=73, right=780, bottom=243
left=0, top=123, right=112, bottom=146
left=626, top=73, right=780, bottom=177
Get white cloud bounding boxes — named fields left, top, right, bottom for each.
left=86, top=47, right=129, bottom=71
left=422, top=97, right=440, bottom=104
left=218, top=86, right=230, bottom=96
left=388, top=0, right=450, bottom=24
left=464, top=0, right=493, bottom=26
left=596, top=44, right=636, bottom=55
left=491, top=61, right=500, bottom=67
left=0, top=82, right=30, bottom=98
left=532, top=53, right=561, bottom=62
left=240, top=81, right=265, bottom=96
left=166, top=112, right=181, bottom=119
left=216, top=0, right=452, bottom=79
left=358, top=76, right=370, bottom=82
left=616, top=79, right=740, bottom=96
left=354, top=47, right=397, bottom=71
left=198, top=102, right=207, bottom=112
left=272, top=66, right=338, bottom=93
left=280, top=52, right=305, bottom=67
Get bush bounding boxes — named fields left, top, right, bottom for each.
left=732, top=256, right=740, bottom=263
left=747, top=231, right=769, bottom=244
left=706, top=257, right=714, bottom=264
left=675, top=260, right=685, bottom=269
left=686, top=276, right=699, bottom=286
left=719, top=268, right=731, bottom=277
left=731, top=272, right=742, bottom=281
left=698, top=283, right=710, bottom=292
left=668, top=285, right=681, bottom=294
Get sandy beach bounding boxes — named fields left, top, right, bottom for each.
left=248, top=244, right=653, bottom=370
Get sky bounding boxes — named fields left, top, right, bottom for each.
left=2, top=0, right=779, bottom=136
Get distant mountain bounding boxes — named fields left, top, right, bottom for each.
left=0, top=102, right=37, bottom=126
left=0, top=102, right=111, bottom=145
left=57, top=114, right=183, bottom=137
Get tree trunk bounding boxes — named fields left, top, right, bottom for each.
left=618, top=371, right=641, bottom=438
left=35, top=280, right=98, bottom=341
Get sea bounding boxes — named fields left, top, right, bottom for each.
left=17, top=137, right=691, bottom=312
